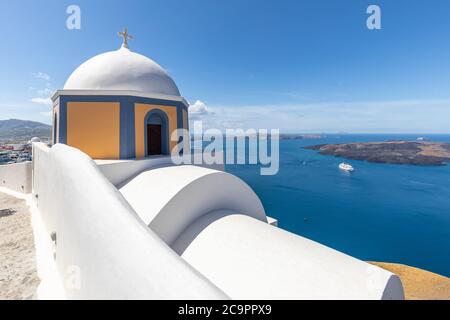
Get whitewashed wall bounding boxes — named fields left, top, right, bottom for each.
left=119, top=165, right=404, bottom=300
left=180, top=214, right=405, bottom=300
left=119, top=165, right=267, bottom=247
left=32, top=143, right=228, bottom=299
left=0, top=161, right=32, bottom=193
left=97, top=151, right=225, bottom=187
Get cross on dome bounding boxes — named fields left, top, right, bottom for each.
left=63, top=27, right=181, bottom=96
left=118, top=27, right=133, bottom=49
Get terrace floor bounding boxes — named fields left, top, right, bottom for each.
left=370, top=262, right=450, bottom=300
left=0, top=191, right=39, bottom=299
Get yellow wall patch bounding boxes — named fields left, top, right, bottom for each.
left=67, top=102, right=120, bottom=159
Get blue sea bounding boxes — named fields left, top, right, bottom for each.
left=224, top=134, right=450, bottom=277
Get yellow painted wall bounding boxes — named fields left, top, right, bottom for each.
left=67, top=102, right=120, bottom=159
left=135, top=103, right=177, bottom=158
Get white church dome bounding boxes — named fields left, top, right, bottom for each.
left=64, top=46, right=180, bottom=96
left=29, top=137, right=41, bottom=143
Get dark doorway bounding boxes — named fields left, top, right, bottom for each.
left=145, top=110, right=169, bottom=156
left=147, top=124, right=162, bottom=155
left=53, top=113, right=58, bottom=145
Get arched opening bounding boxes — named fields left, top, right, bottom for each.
left=53, top=113, right=58, bottom=145
left=145, top=110, right=169, bottom=156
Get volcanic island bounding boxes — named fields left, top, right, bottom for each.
left=305, top=141, right=450, bottom=166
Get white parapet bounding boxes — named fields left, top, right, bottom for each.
left=119, top=165, right=267, bottom=248
left=118, top=163, right=403, bottom=300
left=180, top=214, right=404, bottom=300
left=0, top=161, right=32, bottom=193
left=32, top=143, right=228, bottom=299
left=96, top=151, right=225, bottom=187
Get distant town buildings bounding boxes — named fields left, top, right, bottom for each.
left=0, top=137, right=49, bottom=165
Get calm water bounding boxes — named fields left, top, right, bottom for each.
left=224, top=134, right=450, bottom=276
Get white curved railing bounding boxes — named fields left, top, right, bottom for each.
left=119, top=165, right=267, bottom=247
left=180, top=214, right=404, bottom=299
left=32, top=143, right=228, bottom=299
left=118, top=164, right=404, bottom=300
left=96, top=151, right=225, bottom=187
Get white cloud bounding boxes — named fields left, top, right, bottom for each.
left=30, top=75, right=54, bottom=106
left=31, top=97, right=52, bottom=105
left=33, top=72, right=51, bottom=81
left=37, top=88, right=53, bottom=96
left=189, top=100, right=211, bottom=115
left=188, top=98, right=450, bottom=133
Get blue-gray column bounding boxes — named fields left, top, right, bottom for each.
left=59, top=97, right=67, bottom=144
left=119, top=97, right=136, bottom=159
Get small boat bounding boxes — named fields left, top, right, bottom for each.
left=339, top=162, right=354, bottom=172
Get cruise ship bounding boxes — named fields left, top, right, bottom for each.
left=339, top=162, right=354, bottom=172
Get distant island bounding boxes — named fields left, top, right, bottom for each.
left=280, top=134, right=326, bottom=140
left=305, top=141, right=450, bottom=166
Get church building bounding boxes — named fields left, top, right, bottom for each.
left=51, top=29, right=189, bottom=159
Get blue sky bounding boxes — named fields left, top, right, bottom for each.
left=1, top=0, right=450, bottom=133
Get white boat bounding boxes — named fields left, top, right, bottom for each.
left=339, top=162, right=354, bottom=172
